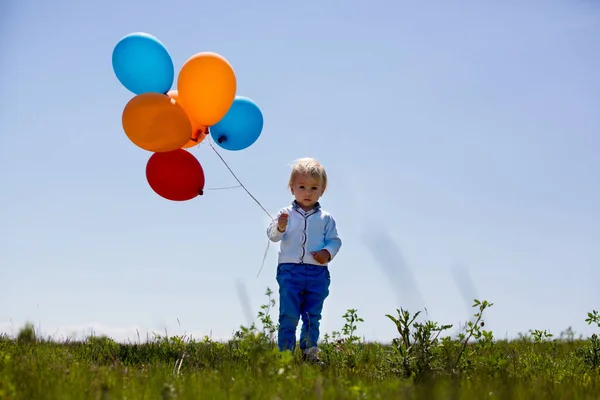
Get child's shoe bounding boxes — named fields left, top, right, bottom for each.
left=302, top=346, right=326, bottom=367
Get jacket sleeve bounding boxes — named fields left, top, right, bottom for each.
left=323, top=215, right=342, bottom=261
left=266, top=209, right=285, bottom=242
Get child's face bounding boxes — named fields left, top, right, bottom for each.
left=290, top=174, right=324, bottom=210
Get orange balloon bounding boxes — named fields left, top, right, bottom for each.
left=122, top=93, right=191, bottom=152
left=177, top=52, right=236, bottom=127
left=166, top=90, right=207, bottom=148
left=182, top=129, right=207, bottom=148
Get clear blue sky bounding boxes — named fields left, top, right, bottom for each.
left=1, top=0, right=599, bottom=343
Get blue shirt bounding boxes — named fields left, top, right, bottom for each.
left=267, top=201, right=342, bottom=266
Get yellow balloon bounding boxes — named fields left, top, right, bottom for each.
left=177, top=52, right=236, bottom=127
left=122, top=93, right=191, bottom=152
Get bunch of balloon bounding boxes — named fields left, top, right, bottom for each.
left=111, top=32, right=264, bottom=202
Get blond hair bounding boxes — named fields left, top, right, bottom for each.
left=288, top=157, right=328, bottom=191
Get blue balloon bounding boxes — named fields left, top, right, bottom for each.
left=112, top=32, right=174, bottom=95
left=210, top=96, right=264, bottom=151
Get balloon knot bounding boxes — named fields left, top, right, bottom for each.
left=198, top=189, right=204, bottom=196
left=217, top=135, right=226, bottom=144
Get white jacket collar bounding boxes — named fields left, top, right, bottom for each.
left=291, top=200, right=321, bottom=214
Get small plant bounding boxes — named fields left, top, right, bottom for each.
left=341, top=309, right=364, bottom=345
left=230, top=287, right=281, bottom=367
left=454, top=299, right=494, bottom=370
left=16, top=322, right=36, bottom=344
left=321, top=308, right=366, bottom=369
left=385, top=308, right=453, bottom=381
left=85, top=335, right=120, bottom=364
left=559, top=326, right=576, bottom=342
left=257, top=287, right=279, bottom=341
left=233, top=287, right=278, bottom=343
left=530, top=329, right=553, bottom=343
left=579, top=310, right=600, bottom=369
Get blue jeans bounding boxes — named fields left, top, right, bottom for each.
left=276, top=263, right=331, bottom=352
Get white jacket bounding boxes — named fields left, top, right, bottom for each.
left=267, top=201, right=342, bottom=266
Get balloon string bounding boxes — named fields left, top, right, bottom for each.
left=206, top=139, right=274, bottom=220
left=205, top=138, right=274, bottom=278
left=204, top=185, right=242, bottom=190
left=257, top=239, right=271, bottom=278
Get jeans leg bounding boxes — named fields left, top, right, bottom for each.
left=276, top=264, right=302, bottom=352
left=299, top=266, right=330, bottom=350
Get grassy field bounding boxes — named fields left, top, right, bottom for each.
left=1, top=289, right=599, bottom=399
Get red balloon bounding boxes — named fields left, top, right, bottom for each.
left=146, top=149, right=205, bottom=201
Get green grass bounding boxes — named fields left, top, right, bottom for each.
left=1, top=289, right=599, bottom=399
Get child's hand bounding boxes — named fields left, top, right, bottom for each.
left=277, top=212, right=289, bottom=232
left=311, top=249, right=331, bottom=264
